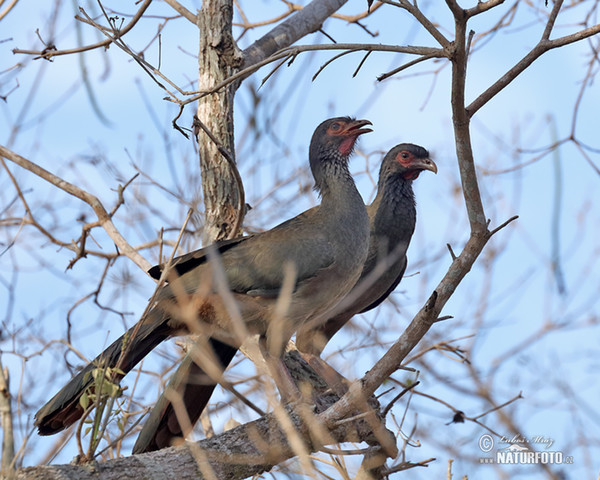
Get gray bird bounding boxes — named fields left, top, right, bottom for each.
left=132, top=143, right=436, bottom=453
left=35, top=117, right=372, bottom=436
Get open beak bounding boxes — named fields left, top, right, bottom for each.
left=344, top=119, right=373, bottom=137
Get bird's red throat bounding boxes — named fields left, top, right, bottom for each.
left=338, top=136, right=357, bottom=156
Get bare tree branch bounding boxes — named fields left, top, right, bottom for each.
left=382, top=0, right=451, bottom=48
left=12, top=0, right=152, bottom=60
left=0, top=0, right=19, bottom=22
left=163, top=0, right=197, bottom=25
left=178, top=43, right=444, bottom=107
left=0, top=358, right=15, bottom=478
left=468, top=2, right=600, bottom=116
left=242, top=0, right=348, bottom=68
left=16, top=359, right=388, bottom=480
left=465, top=0, right=506, bottom=18
left=0, top=144, right=151, bottom=271
left=448, top=5, right=487, bottom=231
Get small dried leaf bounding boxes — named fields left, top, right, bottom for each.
left=80, top=392, right=89, bottom=410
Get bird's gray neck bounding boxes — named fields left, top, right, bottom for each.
left=371, top=175, right=417, bottom=246
left=317, top=161, right=364, bottom=215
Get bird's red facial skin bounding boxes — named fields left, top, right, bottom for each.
left=396, top=151, right=422, bottom=180
left=328, top=120, right=372, bottom=156
left=403, top=170, right=421, bottom=180
left=396, top=151, right=414, bottom=169
left=327, top=122, right=355, bottom=155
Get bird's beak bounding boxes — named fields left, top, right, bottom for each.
left=345, top=119, right=373, bottom=137
left=418, top=157, right=438, bottom=174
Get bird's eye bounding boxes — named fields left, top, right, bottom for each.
left=330, top=122, right=341, bottom=131
left=401, top=152, right=410, bottom=159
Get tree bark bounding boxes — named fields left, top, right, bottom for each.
left=197, top=0, right=243, bottom=243
left=197, top=0, right=352, bottom=244
left=242, top=0, right=348, bottom=68
left=0, top=359, right=15, bottom=479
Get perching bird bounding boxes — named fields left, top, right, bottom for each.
left=132, top=143, right=436, bottom=453
left=35, top=117, right=372, bottom=436
left=296, top=143, right=437, bottom=354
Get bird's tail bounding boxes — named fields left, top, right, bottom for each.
left=132, top=338, right=238, bottom=454
left=35, top=316, right=173, bottom=436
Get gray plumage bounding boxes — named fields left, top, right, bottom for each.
left=132, top=142, right=436, bottom=453
left=34, top=117, right=372, bottom=436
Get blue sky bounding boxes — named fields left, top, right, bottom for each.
left=1, top=1, right=600, bottom=478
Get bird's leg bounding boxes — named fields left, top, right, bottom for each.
left=258, top=336, right=301, bottom=403
left=297, top=352, right=349, bottom=397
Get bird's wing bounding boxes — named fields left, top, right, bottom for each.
left=148, top=235, right=253, bottom=280
left=222, top=219, right=336, bottom=297
left=149, top=207, right=319, bottom=282
left=154, top=206, right=334, bottom=298
left=357, top=256, right=407, bottom=313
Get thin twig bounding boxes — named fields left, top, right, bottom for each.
left=0, top=145, right=151, bottom=271
left=12, top=0, right=152, bottom=59
left=382, top=381, right=419, bottom=417
left=382, top=457, right=436, bottom=474
left=162, top=0, right=197, bottom=24
left=381, top=0, right=451, bottom=48
left=377, top=52, right=440, bottom=81
left=352, top=50, right=372, bottom=77
left=489, top=215, right=518, bottom=236
left=472, top=391, right=523, bottom=421
left=319, top=445, right=372, bottom=455
left=177, top=43, right=445, bottom=107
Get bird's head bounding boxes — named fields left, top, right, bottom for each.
left=309, top=117, right=373, bottom=163
left=382, top=143, right=437, bottom=181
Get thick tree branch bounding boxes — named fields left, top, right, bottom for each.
left=196, top=0, right=244, bottom=243
left=448, top=6, right=487, bottom=232
left=0, top=358, right=15, bottom=478
left=16, top=355, right=389, bottom=480
left=242, top=0, right=348, bottom=69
